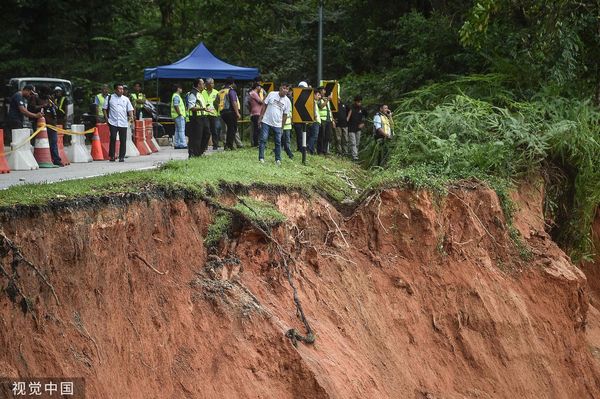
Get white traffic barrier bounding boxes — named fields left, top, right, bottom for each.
left=126, top=124, right=140, bottom=157
left=149, top=123, right=160, bottom=152
left=67, top=124, right=92, bottom=163
left=7, top=128, right=39, bottom=170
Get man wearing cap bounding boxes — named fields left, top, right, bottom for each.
left=103, top=83, right=134, bottom=162
left=8, top=85, right=42, bottom=131
left=53, top=86, right=69, bottom=127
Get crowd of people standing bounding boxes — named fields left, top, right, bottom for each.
left=92, top=77, right=395, bottom=164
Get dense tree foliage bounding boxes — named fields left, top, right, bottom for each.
left=1, top=0, right=598, bottom=101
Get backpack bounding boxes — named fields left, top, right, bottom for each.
left=220, top=88, right=232, bottom=112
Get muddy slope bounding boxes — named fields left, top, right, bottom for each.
left=0, top=185, right=599, bottom=398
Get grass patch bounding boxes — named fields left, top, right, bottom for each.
left=234, top=196, right=287, bottom=227
left=0, top=148, right=369, bottom=207
left=205, top=210, right=233, bottom=248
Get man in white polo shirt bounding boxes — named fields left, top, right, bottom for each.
left=103, top=83, right=134, bottom=162
left=258, top=83, right=291, bottom=165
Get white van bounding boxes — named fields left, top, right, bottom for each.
left=3, top=77, right=74, bottom=129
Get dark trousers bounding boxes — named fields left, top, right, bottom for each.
left=188, top=116, right=210, bottom=157
left=47, top=127, right=61, bottom=164
left=317, top=120, right=333, bottom=154
left=108, top=124, right=127, bottom=160
left=294, top=123, right=306, bottom=151
left=251, top=115, right=260, bottom=146
left=207, top=116, right=218, bottom=149
left=221, top=110, right=237, bottom=150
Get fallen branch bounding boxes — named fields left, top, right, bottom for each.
left=376, top=192, right=389, bottom=233
left=448, top=191, right=497, bottom=245
left=325, top=205, right=349, bottom=248
left=321, top=252, right=357, bottom=266
left=132, top=252, right=168, bottom=275
left=224, top=188, right=315, bottom=345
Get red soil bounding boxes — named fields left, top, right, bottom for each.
left=0, top=184, right=599, bottom=398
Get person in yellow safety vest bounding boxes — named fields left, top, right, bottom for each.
left=317, top=86, right=335, bottom=155
left=53, top=86, right=68, bottom=127
left=202, top=78, right=220, bottom=150
left=307, top=89, right=322, bottom=154
left=171, top=84, right=187, bottom=149
left=187, top=78, right=211, bottom=157
left=219, top=78, right=242, bottom=150
left=281, top=90, right=294, bottom=159
left=94, top=84, right=109, bottom=123
left=130, top=82, right=146, bottom=120
left=373, top=104, right=393, bottom=139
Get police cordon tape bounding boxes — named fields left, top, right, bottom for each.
left=3, top=124, right=96, bottom=156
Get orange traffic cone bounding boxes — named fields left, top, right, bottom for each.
left=0, top=129, right=10, bottom=173
left=56, top=125, right=70, bottom=166
left=96, top=123, right=110, bottom=159
left=91, top=127, right=104, bottom=161
left=33, top=117, right=58, bottom=168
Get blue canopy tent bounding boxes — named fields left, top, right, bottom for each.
left=144, top=42, right=259, bottom=80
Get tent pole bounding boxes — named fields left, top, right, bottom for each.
left=156, top=77, right=159, bottom=101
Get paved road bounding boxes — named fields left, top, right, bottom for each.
left=0, top=146, right=194, bottom=189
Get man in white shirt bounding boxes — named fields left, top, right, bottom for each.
left=103, top=83, right=134, bottom=162
left=258, top=83, right=291, bottom=165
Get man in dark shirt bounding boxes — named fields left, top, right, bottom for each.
left=8, top=85, right=41, bottom=130
left=333, top=98, right=349, bottom=155
left=220, top=78, right=241, bottom=150
left=39, top=93, right=63, bottom=166
left=347, top=95, right=367, bottom=161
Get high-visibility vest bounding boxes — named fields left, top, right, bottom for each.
left=202, top=89, right=219, bottom=117
left=55, top=96, right=66, bottom=115
left=96, top=93, right=106, bottom=116
left=171, top=92, right=186, bottom=119
left=283, top=111, right=292, bottom=130
left=188, top=89, right=207, bottom=117
left=131, top=92, right=146, bottom=110
left=318, top=99, right=331, bottom=121
left=314, top=101, right=321, bottom=124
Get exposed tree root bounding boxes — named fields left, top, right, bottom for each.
left=0, top=230, right=60, bottom=306
left=131, top=252, right=168, bottom=275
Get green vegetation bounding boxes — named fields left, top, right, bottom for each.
left=205, top=210, right=233, bottom=248
left=0, top=148, right=367, bottom=207
left=362, top=75, right=600, bottom=262
left=234, top=196, right=286, bottom=227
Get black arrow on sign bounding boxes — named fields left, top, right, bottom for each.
left=294, top=89, right=312, bottom=122
left=324, top=82, right=335, bottom=97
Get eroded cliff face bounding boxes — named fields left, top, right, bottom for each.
left=0, top=184, right=598, bottom=399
